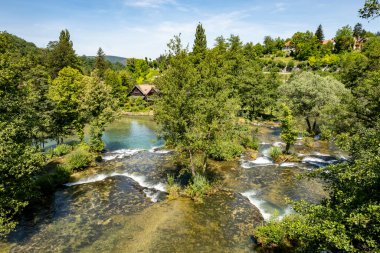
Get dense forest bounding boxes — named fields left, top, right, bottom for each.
left=0, top=0, right=380, bottom=252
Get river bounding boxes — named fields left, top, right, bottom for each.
left=1, top=116, right=345, bottom=253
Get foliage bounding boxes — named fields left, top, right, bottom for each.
left=46, top=29, right=80, bottom=78
left=279, top=105, right=298, bottom=153
left=64, top=145, right=92, bottom=171
left=334, top=25, right=355, bottom=53
left=35, top=165, right=71, bottom=194
left=279, top=72, right=351, bottom=135
left=268, top=146, right=282, bottom=162
left=53, top=144, right=72, bottom=156
left=0, top=124, right=45, bottom=237
left=94, top=47, right=108, bottom=78
left=192, top=22, right=207, bottom=63
left=154, top=33, right=242, bottom=175
left=167, top=175, right=181, bottom=200
left=291, top=31, right=319, bottom=60
left=315, top=24, right=325, bottom=42
left=255, top=125, right=380, bottom=252
left=184, top=174, right=211, bottom=202
left=125, top=96, right=151, bottom=112
left=359, top=0, right=380, bottom=19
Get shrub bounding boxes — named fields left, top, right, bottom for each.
left=167, top=175, right=181, bottom=200
left=35, top=165, right=71, bottom=193
left=184, top=174, right=211, bottom=202
left=303, top=137, right=314, bottom=148
left=64, top=146, right=92, bottom=171
left=53, top=144, right=72, bottom=156
left=269, top=146, right=282, bottom=162
left=209, top=140, right=244, bottom=161
left=241, top=136, right=259, bottom=150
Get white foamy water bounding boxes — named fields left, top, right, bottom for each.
left=149, top=146, right=171, bottom=154
left=65, top=174, right=109, bottom=186
left=241, top=190, right=272, bottom=220
left=111, top=172, right=166, bottom=192
left=143, top=189, right=161, bottom=202
left=302, top=156, right=327, bottom=164
left=242, top=190, right=293, bottom=221
left=103, top=149, right=144, bottom=161
left=241, top=156, right=274, bottom=168
left=280, top=162, right=298, bottom=167
left=65, top=171, right=166, bottom=193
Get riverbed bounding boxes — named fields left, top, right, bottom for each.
left=1, top=116, right=344, bottom=253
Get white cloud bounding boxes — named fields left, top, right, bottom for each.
left=124, top=0, right=176, bottom=8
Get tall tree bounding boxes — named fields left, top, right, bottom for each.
left=192, top=23, right=207, bottom=63
left=94, top=47, right=108, bottom=78
left=279, top=72, right=351, bottom=135
left=353, top=23, right=365, bottom=39
left=335, top=25, right=355, bottom=53
left=46, top=29, right=80, bottom=78
left=315, top=24, right=325, bottom=42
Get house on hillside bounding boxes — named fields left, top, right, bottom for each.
left=128, top=84, right=159, bottom=101
left=282, top=41, right=294, bottom=53
left=353, top=37, right=367, bottom=51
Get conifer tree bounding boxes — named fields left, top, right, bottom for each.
left=192, top=23, right=207, bottom=63
left=94, top=47, right=108, bottom=78
left=315, top=24, right=325, bottom=42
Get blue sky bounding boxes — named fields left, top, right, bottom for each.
left=1, top=0, right=379, bottom=58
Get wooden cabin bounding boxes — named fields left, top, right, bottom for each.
left=128, top=84, right=159, bottom=101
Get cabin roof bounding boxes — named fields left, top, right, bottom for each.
left=134, top=84, right=157, bottom=96
left=322, top=39, right=335, bottom=45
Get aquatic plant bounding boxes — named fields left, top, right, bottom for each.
left=184, top=174, right=211, bottom=202
left=269, top=146, right=283, bottom=162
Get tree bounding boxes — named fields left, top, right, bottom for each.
left=353, top=23, right=365, bottom=39
left=192, top=22, right=207, bottom=63
left=80, top=71, right=117, bottom=152
left=94, top=47, right=108, bottom=78
left=48, top=67, right=84, bottom=142
left=155, top=35, right=241, bottom=175
left=279, top=72, right=351, bottom=135
left=291, top=31, right=320, bottom=60
left=46, top=29, right=80, bottom=78
left=279, top=105, right=298, bottom=153
left=359, top=0, right=380, bottom=19
left=315, top=24, right=325, bottom=42
left=335, top=25, right=354, bottom=53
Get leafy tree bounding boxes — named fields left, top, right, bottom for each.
left=362, top=36, right=380, bottom=70
left=340, top=52, right=369, bottom=88
left=359, top=0, right=380, bottom=19
left=0, top=124, right=45, bottom=237
left=279, top=105, right=298, bottom=153
left=48, top=67, right=84, bottom=142
left=80, top=71, right=117, bottom=152
left=315, top=24, right=325, bottom=42
left=155, top=35, right=241, bottom=175
left=335, top=25, right=355, bottom=53
left=94, top=47, right=108, bottom=78
left=279, top=72, right=351, bottom=135
left=46, top=29, right=80, bottom=78
left=291, top=31, right=320, bottom=60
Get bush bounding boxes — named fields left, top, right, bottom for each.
left=241, top=136, right=259, bottom=150
left=269, top=146, right=282, bottom=162
left=53, top=144, right=72, bottom=156
left=64, top=146, right=92, bottom=171
left=209, top=140, right=244, bottom=161
left=167, top=175, right=181, bottom=200
left=184, top=174, right=211, bottom=202
left=303, top=137, right=314, bottom=148
left=35, top=165, right=71, bottom=193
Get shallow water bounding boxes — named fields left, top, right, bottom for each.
left=1, top=116, right=344, bottom=252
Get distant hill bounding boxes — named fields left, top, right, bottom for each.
left=105, top=55, right=127, bottom=65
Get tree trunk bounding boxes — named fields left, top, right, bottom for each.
left=305, top=117, right=312, bottom=134
left=285, top=143, right=291, bottom=154
left=189, top=150, right=195, bottom=176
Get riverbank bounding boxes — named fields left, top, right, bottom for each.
left=120, top=111, right=154, bottom=116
